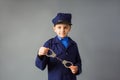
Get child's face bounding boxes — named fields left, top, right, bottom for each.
left=53, top=24, right=71, bottom=38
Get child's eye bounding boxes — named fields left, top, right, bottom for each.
left=64, top=26, right=68, bottom=29
left=58, top=26, right=61, bottom=29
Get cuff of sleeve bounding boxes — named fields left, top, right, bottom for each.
left=37, top=55, right=46, bottom=60
left=75, top=64, right=82, bottom=75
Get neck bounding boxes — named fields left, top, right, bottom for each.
left=57, top=36, right=68, bottom=40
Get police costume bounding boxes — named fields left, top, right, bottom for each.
left=35, top=13, right=82, bottom=80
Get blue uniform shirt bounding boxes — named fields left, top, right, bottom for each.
left=35, top=36, right=82, bottom=80
left=57, top=36, right=69, bottom=48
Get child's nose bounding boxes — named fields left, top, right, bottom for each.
left=61, top=28, right=65, bottom=32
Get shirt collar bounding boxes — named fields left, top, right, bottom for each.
left=57, top=36, right=68, bottom=41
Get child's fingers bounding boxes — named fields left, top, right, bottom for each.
left=69, top=66, right=78, bottom=74
left=38, top=47, right=49, bottom=56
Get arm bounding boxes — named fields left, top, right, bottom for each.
left=35, top=51, right=48, bottom=70
left=68, top=44, right=82, bottom=75
left=35, top=39, right=53, bottom=70
left=74, top=45, right=82, bottom=75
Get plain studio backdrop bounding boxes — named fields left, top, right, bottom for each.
left=0, top=0, right=120, bottom=80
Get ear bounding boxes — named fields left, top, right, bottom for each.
left=52, top=27, right=56, bottom=32
left=68, top=26, right=71, bottom=32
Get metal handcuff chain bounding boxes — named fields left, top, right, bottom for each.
left=46, top=49, right=73, bottom=68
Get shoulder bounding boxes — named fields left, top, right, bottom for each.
left=43, top=37, right=56, bottom=48
left=68, top=37, right=77, bottom=45
left=44, top=38, right=54, bottom=44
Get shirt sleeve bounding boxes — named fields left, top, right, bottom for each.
left=35, top=39, right=52, bottom=70
left=74, top=44, right=82, bottom=75
left=35, top=54, right=48, bottom=70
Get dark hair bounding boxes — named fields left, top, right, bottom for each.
left=54, top=21, right=72, bottom=26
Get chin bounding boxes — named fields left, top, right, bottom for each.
left=59, top=34, right=67, bottom=38
left=60, top=36, right=66, bottom=38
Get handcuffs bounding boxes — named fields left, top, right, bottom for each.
left=46, top=49, right=73, bottom=68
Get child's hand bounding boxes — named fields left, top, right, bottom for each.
left=38, top=47, right=49, bottom=56
left=69, top=65, right=78, bottom=74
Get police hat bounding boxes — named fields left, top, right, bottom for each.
left=52, top=13, right=72, bottom=25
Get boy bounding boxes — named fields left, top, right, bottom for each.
left=35, top=13, right=82, bottom=80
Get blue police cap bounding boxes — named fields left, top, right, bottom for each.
left=52, top=13, right=72, bottom=25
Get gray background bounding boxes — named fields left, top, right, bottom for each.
left=0, top=0, right=120, bottom=80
